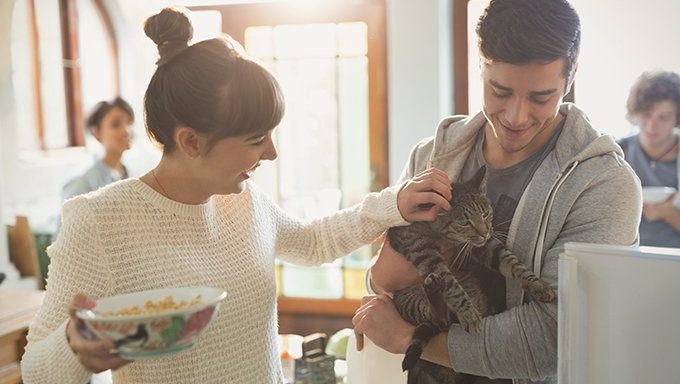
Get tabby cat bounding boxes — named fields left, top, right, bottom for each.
left=387, top=166, right=556, bottom=384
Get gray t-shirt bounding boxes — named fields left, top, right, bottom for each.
left=461, top=118, right=565, bottom=236
left=457, top=119, right=564, bottom=384
left=618, top=135, right=680, bottom=247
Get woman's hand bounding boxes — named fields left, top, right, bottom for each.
left=65, top=294, right=130, bottom=373
left=352, top=294, right=415, bottom=353
left=642, top=192, right=678, bottom=221
left=397, top=168, right=452, bottom=222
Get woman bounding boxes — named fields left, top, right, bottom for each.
left=63, top=97, right=134, bottom=200
left=618, top=70, right=680, bottom=247
left=20, top=7, right=452, bottom=383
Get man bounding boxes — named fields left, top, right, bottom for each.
left=352, top=0, right=642, bottom=383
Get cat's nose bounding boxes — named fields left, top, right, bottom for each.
left=474, top=223, right=489, bottom=238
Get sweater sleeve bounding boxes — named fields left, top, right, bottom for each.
left=446, top=161, right=642, bottom=381
left=21, top=197, right=114, bottom=384
left=267, top=184, right=409, bottom=266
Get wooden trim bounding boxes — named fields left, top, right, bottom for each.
left=26, top=0, right=45, bottom=151
left=366, top=1, right=389, bottom=191
left=277, top=297, right=360, bottom=317
left=190, top=0, right=389, bottom=189
left=453, top=0, right=470, bottom=115
left=92, top=0, right=120, bottom=95
left=59, top=0, right=84, bottom=147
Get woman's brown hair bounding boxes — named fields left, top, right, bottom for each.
left=143, top=7, right=285, bottom=153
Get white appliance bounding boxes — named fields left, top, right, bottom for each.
left=346, top=334, right=407, bottom=384
left=559, top=242, right=680, bottom=384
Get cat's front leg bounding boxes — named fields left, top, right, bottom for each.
left=413, top=256, right=482, bottom=333
left=480, top=241, right=556, bottom=302
left=430, top=272, right=481, bottom=334
left=500, top=253, right=555, bottom=302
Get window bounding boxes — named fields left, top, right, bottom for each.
left=189, top=0, right=388, bottom=313
left=10, top=0, right=119, bottom=151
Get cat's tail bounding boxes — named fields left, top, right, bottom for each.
left=402, top=323, right=440, bottom=371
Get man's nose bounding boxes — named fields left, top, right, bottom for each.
left=505, top=99, right=530, bottom=129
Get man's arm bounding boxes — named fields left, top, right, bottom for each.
left=641, top=194, right=680, bottom=232
left=369, top=239, right=421, bottom=294
left=662, top=208, right=680, bottom=232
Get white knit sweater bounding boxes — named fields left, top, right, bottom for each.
left=21, top=179, right=406, bottom=383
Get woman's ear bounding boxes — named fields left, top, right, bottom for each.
left=175, top=127, right=203, bottom=159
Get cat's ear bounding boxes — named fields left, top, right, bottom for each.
left=470, top=166, right=488, bottom=193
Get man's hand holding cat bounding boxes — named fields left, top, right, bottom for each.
left=352, top=294, right=415, bottom=353
left=397, top=167, right=452, bottom=222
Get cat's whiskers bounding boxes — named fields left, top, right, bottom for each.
left=493, top=218, right=513, bottom=228
left=452, top=242, right=469, bottom=270
left=463, top=242, right=474, bottom=265
left=491, top=230, right=509, bottom=243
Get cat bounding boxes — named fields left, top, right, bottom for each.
left=387, top=166, right=556, bottom=384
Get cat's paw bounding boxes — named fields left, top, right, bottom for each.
left=402, top=343, right=423, bottom=371
left=423, top=273, right=445, bottom=292
left=457, top=307, right=482, bottom=334
left=526, top=280, right=556, bottom=302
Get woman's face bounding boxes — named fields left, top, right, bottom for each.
left=638, top=100, right=679, bottom=147
left=197, top=129, right=278, bottom=195
left=93, top=106, right=132, bottom=155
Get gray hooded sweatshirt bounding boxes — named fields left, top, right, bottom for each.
left=396, top=103, right=642, bottom=384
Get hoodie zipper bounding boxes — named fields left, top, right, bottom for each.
left=531, top=161, right=580, bottom=276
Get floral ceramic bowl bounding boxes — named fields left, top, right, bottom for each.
left=76, top=286, right=227, bottom=360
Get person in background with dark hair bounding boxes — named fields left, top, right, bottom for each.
left=618, top=70, right=680, bottom=247
left=20, top=7, right=452, bottom=384
left=353, top=0, right=641, bottom=383
left=62, top=97, right=135, bottom=200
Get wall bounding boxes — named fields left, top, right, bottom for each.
left=570, top=0, right=680, bottom=139
left=386, top=0, right=453, bottom=183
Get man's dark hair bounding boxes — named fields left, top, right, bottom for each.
left=476, top=0, right=581, bottom=80
left=626, top=70, right=680, bottom=124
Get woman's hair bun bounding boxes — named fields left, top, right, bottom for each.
left=144, top=7, right=194, bottom=65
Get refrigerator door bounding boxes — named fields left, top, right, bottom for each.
left=558, top=242, right=680, bottom=384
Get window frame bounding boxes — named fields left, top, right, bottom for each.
left=23, top=0, right=119, bottom=150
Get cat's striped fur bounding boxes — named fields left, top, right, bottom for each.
left=387, top=166, right=556, bottom=383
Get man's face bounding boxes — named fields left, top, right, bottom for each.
left=481, top=59, right=570, bottom=161
left=637, top=99, right=678, bottom=148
